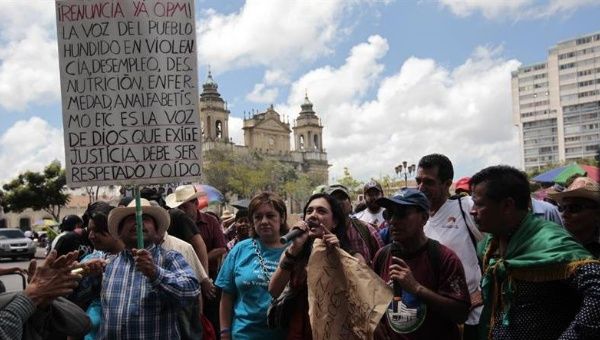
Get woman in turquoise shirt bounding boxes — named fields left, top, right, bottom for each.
left=216, top=192, right=289, bottom=340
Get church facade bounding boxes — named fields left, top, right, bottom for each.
left=199, top=72, right=329, bottom=183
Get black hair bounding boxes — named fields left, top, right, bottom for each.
left=418, top=153, right=454, bottom=182
left=60, top=215, right=83, bottom=232
left=83, top=201, right=114, bottom=228
left=89, top=209, right=112, bottom=235
left=302, top=193, right=353, bottom=254
left=248, top=192, right=289, bottom=236
left=118, top=196, right=134, bottom=207
left=470, top=165, right=531, bottom=210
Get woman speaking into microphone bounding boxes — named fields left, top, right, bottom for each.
left=268, top=193, right=356, bottom=339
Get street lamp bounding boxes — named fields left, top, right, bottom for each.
left=395, top=161, right=416, bottom=188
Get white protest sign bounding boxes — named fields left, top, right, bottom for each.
left=56, top=0, right=202, bottom=187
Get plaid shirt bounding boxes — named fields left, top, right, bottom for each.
left=99, top=245, right=200, bottom=339
left=346, top=218, right=384, bottom=265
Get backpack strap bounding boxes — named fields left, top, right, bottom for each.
left=373, top=244, right=392, bottom=276
left=456, top=196, right=478, bottom=249
left=426, top=239, right=441, bottom=290
left=351, top=217, right=380, bottom=260
left=455, top=196, right=483, bottom=270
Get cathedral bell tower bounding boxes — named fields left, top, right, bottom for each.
left=199, top=69, right=230, bottom=142
left=293, top=93, right=323, bottom=152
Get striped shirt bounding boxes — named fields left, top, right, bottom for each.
left=98, top=245, right=200, bottom=339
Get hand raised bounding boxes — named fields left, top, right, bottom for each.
left=24, top=250, right=82, bottom=306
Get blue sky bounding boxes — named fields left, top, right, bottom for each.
left=0, top=0, right=599, bottom=185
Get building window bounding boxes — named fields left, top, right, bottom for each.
left=299, top=135, right=305, bottom=150
left=216, top=120, right=222, bottom=139
left=313, top=135, right=319, bottom=150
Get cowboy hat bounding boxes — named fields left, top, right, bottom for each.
left=165, top=184, right=203, bottom=208
left=221, top=209, right=234, bottom=221
left=107, top=198, right=170, bottom=239
left=548, top=177, right=600, bottom=204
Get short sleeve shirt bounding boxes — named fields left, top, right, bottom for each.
left=195, top=212, right=226, bottom=252
left=374, top=241, right=470, bottom=340
left=168, top=208, right=200, bottom=243
left=215, top=239, right=286, bottom=340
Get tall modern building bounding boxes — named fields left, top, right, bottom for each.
left=512, top=32, right=600, bottom=171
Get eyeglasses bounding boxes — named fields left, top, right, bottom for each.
left=558, top=203, right=598, bottom=214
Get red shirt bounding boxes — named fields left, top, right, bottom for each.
left=374, top=240, right=470, bottom=340
left=195, top=211, right=226, bottom=277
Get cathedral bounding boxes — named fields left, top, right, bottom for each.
left=198, top=72, right=329, bottom=183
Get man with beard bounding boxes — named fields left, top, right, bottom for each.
left=355, top=180, right=386, bottom=229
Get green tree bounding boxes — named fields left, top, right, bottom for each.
left=1, top=161, right=69, bottom=221
left=337, top=167, right=363, bottom=197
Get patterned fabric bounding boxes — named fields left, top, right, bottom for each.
left=98, top=244, right=200, bottom=339
left=490, top=263, right=600, bottom=339
left=480, top=213, right=599, bottom=339
left=346, top=218, right=384, bottom=264
left=0, top=293, right=35, bottom=340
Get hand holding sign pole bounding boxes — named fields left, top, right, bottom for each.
left=134, top=187, right=144, bottom=249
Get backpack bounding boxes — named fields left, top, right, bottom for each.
left=350, top=217, right=382, bottom=261
left=373, top=239, right=441, bottom=289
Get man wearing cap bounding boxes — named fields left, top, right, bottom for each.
left=416, top=154, right=483, bottom=339
left=549, top=176, right=600, bottom=257
left=471, top=166, right=600, bottom=339
left=373, top=188, right=470, bottom=339
left=355, top=180, right=386, bottom=228
left=99, top=198, right=200, bottom=339
left=326, top=184, right=384, bottom=265
left=454, top=177, right=471, bottom=196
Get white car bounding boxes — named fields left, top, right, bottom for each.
left=0, top=229, right=37, bottom=260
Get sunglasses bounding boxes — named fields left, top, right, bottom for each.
left=558, top=203, right=598, bottom=214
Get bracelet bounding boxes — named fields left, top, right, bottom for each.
left=220, top=328, right=231, bottom=334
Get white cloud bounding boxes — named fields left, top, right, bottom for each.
left=196, top=0, right=385, bottom=72
left=281, top=35, right=388, bottom=117
left=0, top=117, right=65, bottom=184
left=228, top=116, right=244, bottom=145
left=439, top=0, right=600, bottom=19
left=264, top=69, right=290, bottom=86
left=0, top=2, right=59, bottom=111
left=246, top=83, right=279, bottom=103
left=282, top=36, right=521, bottom=181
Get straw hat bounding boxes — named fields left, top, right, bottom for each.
left=107, top=198, right=170, bottom=239
left=221, top=209, right=234, bottom=221
left=548, top=177, right=600, bottom=204
left=165, top=185, right=203, bottom=208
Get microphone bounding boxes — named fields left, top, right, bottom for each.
left=390, top=241, right=403, bottom=312
left=280, top=228, right=306, bottom=244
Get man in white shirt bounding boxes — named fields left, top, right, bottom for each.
left=354, top=180, right=386, bottom=229
left=416, top=154, right=483, bottom=340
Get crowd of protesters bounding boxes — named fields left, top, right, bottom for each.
left=1, top=153, right=599, bottom=339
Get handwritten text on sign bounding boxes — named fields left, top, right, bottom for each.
left=56, top=0, right=201, bottom=187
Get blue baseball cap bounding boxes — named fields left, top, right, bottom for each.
left=376, top=188, right=430, bottom=212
